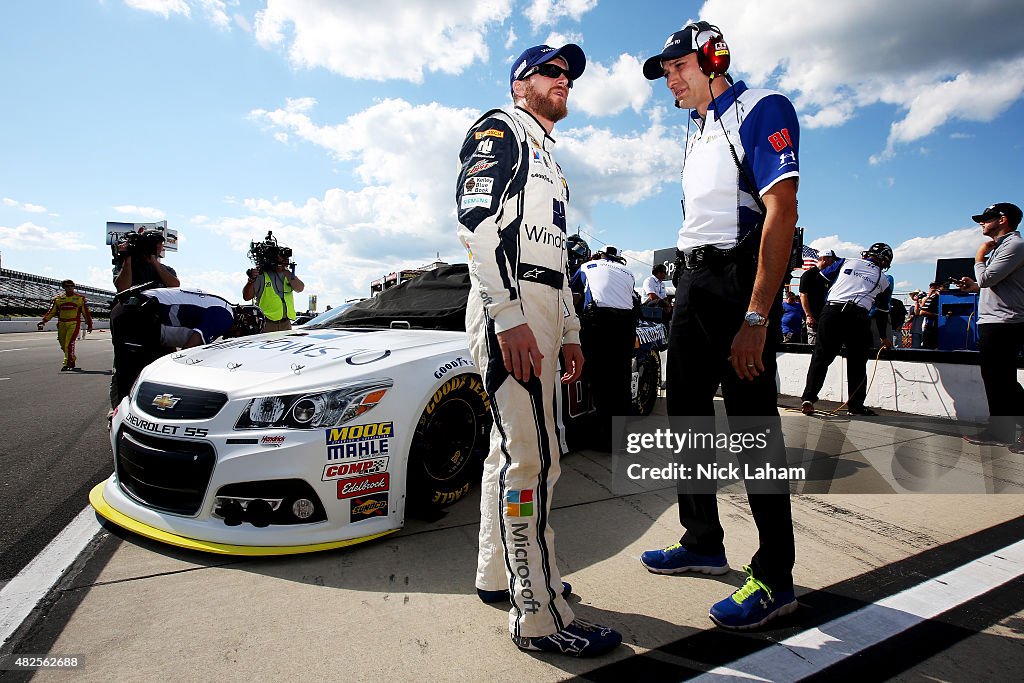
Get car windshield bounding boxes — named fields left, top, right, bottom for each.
left=299, top=302, right=357, bottom=329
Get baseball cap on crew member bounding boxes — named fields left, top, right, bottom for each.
left=510, top=43, right=586, bottom=93
left=61, top=279, right=74, bottom=287
left=643, top=24, right=706, bottom=80
left=972, top=202, right=1022, bottom=226
left=820, top=249, right=837, bottom=258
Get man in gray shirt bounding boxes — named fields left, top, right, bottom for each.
left=959, top=202, right=1024, bottom=449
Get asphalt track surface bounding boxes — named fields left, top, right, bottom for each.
left=0, top=331, right=114, bottom=585
left=2, top=331, right=1023, bottom=680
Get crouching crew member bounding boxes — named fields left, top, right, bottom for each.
left=800, top=243, right=893, bottom=416
left=571, top=246, right=638, bottom=451
left=110, top=286, right=265, bottom=406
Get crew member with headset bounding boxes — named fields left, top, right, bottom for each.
left=38, top=279, right=93, bottom=371
left=570, top=246, right=637, bottom=451
left=243, top=248, right=305, bottom=332
left=800, top=243, right=894, bottom=416
left=110, top=286, right=265, bottom=407
left=638, top=21, right=800, bottom=630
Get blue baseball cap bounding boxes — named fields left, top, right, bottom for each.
left=509, top=43, right=586, bottom=94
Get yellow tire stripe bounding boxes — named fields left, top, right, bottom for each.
left=89, top=482, right=397, bottom=556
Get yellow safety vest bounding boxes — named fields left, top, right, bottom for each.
left=258, top=272, right=295, bottom=322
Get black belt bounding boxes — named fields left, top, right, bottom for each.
left=827, top=301, right=868, bottom=315
left=518, top=262, right=564, bottom=289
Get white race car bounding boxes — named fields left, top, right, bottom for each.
left=91, top=266, right=666, bottom=555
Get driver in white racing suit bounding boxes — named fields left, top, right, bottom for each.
left=455, top=43, right=621, bottom=657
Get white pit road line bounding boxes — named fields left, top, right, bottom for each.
left=693, top=538, right=1024, bottom=682
left=0, top=506, right=100, bottom=646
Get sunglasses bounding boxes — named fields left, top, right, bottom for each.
left=521, top=63, right=574, bottom=87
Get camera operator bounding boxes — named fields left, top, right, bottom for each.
left=112, top=230, right=179, bottom=293
left=242, top=238, right=304, bottom=332
left=110, top=286, right=265, bottom=407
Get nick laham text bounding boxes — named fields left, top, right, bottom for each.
left=627, top=463, right=805, bottom=481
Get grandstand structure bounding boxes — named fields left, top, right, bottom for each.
left=0, top=268, right=115, bottom=318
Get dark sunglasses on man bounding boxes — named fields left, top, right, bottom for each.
left=521, top=63, right=574, bottom=87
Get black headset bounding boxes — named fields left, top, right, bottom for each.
left=689, top=21, right=731, bottom=77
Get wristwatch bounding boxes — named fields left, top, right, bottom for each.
left=743, top=311, right=768, bottom=327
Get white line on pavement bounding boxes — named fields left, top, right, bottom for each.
left=693, top=538, right=1024, bottom=682
left=0, top=506, right=100, bottom=646
left=0, top=348, right=27, bottom=353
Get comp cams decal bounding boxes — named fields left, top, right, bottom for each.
left=322, top=457, right=390, bottom=481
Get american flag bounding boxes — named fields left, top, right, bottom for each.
left=801, top=244, right=819, bottom=270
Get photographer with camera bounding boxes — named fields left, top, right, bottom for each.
left=242, top=232, right=304, bottom=332
left=112, top=229, right=179, bottom=293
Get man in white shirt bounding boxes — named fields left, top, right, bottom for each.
left=641, top=264, right=672, bottom=319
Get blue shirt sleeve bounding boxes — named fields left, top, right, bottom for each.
left=821, top=259, right=844, bottom=283
left=738, top=93, right=800, bottom=196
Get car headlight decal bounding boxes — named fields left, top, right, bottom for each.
left=235, top=379, right=393, bottom=430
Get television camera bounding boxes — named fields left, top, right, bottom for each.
left=110, top=229, right=165, bottom=267
left=247, top=231, right=296, bottom=277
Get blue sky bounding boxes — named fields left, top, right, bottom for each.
left=2, top=0, right=1023, bottom=308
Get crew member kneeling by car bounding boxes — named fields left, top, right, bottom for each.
left=571, top=247, right=638, bottom=451
left=110, top=286, right=265, bottom=407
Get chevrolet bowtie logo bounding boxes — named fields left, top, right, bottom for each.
left=152, top=393, right=181, bottom=410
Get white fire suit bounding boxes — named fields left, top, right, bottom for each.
left=456, top=105, right=579, bottom=638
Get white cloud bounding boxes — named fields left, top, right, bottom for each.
left=526, top=0, right=598, bottom=27
left=558, top=112, right=684, bottom=218
left=504, top=27, right=518, bottom=50
left=234, top=95, right=687, bottom=302
left=572, top=54, right=652, bottom=117
left=123, top=0, right=190, bottom=19
left=892, top=227, right=982, bottom=265
left=700, top=0, right=1024, bottom=161
left=123, top=0, right=230, bottom=28
left=0, top=222, right=95, bottom=252
left=2, top=197, right=48, bottom=213
left=542, top=30, right=583, bottom=48
left=253, top=0, right=512, bottom=83
left=112, top=205, right=166, bottom=220
left=807, top=235, right=866, bottom=260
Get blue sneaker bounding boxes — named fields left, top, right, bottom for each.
left=640, top=543, right=729, bottom=575
left=709, top=565, right=797, bottom=630
left=478, top=581, right=572, bottom=604
left=513, top=619, right=622, bottom=657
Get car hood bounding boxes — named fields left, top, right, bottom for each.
left=139, top=327, right=467, bottom=396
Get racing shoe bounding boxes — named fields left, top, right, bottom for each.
left=513, top=619, right=622, bottom=657
left=709, top=565, right=797, bottom=630
left=60, top=365, right=70, bottom=372
left=640, top=543, right=728, bottom=575
left=478, top=581, right=572, bottom=604
left=800, top=401, right=815, bottom=415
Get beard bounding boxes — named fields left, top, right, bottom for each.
left=523, top=81, right=568, bottom=123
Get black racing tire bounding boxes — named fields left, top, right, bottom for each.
left=406, top=374, right=491, bottom=515
left=632, top=352, right=661, bottom=416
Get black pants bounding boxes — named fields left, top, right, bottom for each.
left=978, top=322, right=1024, bottom=440
left=110, top=300, right=171, bottom=407
left=801, top=303, right=872, bottom=411
left=666, top=259, right=794, bottom=592
left=580, top=306, right=636, bottom=450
